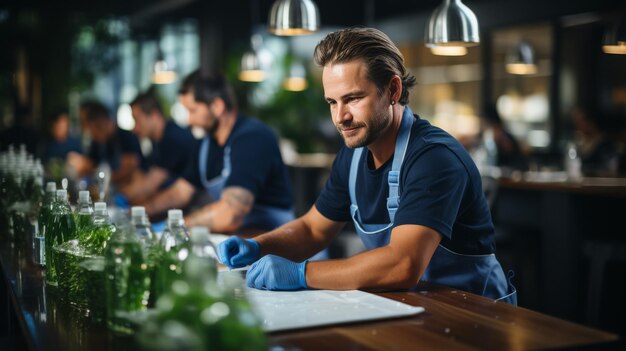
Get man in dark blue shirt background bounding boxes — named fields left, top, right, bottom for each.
left=120, top=89, right=198, bottom=204
left=144, top=72, right=294, bottom=233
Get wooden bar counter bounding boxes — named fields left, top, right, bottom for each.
left=1, top=237, right=618, bottom=351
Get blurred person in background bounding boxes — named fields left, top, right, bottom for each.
left=39, top=109, right=83, bottom=180
left=143, top=71, right=295, bottom=234
left=67, top=101, right=145, bottom=186
left=119, top=88, right=197, bottom=204
left=571, top=105, right=618, bottom=177
left=480, top=104, right=528, bottom=171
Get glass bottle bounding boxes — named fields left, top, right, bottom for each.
left=104, top=223, right=151, bottom=334
left=46, top=189, right=77, bottom=286
left=35, top=182, right=56, bottom=266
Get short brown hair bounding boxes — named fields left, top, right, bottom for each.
left=130, top=88, right=164, bottom=116
left=314, top=27, right=416, bottom=105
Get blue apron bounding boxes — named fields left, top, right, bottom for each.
left=198, top=137, right=295, bottom=231
left=348, top=107, right=516, bottom=304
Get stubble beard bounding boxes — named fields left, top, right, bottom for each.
left=338, top=108, right=391, bottom=149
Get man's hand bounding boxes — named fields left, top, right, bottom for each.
left=246, top=255, right=307, bottom=291
left=218, top=236, right=260, bottom=269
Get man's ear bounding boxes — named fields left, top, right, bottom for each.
left=388, top=75, right=402, bottom=103
left=210, top=98, right=226, bottom=117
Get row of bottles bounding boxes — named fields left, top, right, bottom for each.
left=1, top=144, right=266, bottom=350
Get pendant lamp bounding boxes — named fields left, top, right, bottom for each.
left=505, top=41, right=537, bottom=75
left=602, top=16, right=626, bottom=55
left=268, top=0, right=320, bottom=36
left=239, top=34, right=266, bottom=82
left=425, top=0, right=479, bottom=55
left=283, top=61, right=308, bottom=91
left=152, top=51, right=177, bottom=84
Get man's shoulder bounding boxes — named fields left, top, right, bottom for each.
left=232, top=115, right=276, bottom=142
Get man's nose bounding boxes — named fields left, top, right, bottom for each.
left=333, top=103, right=352, bottom=125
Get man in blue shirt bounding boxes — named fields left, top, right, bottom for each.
left=67, top=101, right=145, bottom=186
left=144, top=72, right=294, bottom=233
left=120, top=89, right=198, bottom=204
left=218, top=27, right=516, bottom=304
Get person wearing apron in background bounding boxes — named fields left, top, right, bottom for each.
left=218, top=27, right=516, bottom=305
left=144, top=71, right=296, bottom=236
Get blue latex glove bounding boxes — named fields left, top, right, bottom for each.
left=246, top=255, right=307, bottom=291
left=113, top=194, right=129, bottom=210
left=217, top=237, right=260, bottom=269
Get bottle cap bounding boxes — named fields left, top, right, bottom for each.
left=94, top=202, right=107, bottom=212
left=190, top=226, right=210, bottom=243
left=168, top=209, right=183, bottom=221
left=55, top=189, right=67, bottom=200
left=79, top=190, right=90, bottom=202
left=131, top=206, right=145, bottom=218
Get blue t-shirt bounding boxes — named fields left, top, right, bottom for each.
left=42, top=136, right=82, bottom=163
left=182, top=115, right=293, bottom=210
left=315, top=114, right=495, bottom=255
left=151, top=120, right=198, bottom=188
left=87, top=127, right=145, bottom=171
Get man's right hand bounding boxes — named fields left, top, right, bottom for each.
left=218, top=237, right=260, bottom=269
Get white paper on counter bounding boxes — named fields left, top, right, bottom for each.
left=245, top=289, right=425, bottom=332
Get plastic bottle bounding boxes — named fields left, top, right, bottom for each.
left=75, top=190, right=94, bottom=233
left=104, top=223, right=151, bottom=334
left=565, top=142, right=582, bottom=180
left=83, top=202, right=116, bottom=255
left=46, top=189, right=77, bottom=286
left=153, top=209, right=190, bottom=300
left=35, top=182, right=56, bottom=266
left=130, top=206, right=157, bottom=250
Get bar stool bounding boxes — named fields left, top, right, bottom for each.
left=582, top=240, right=626, bottom=326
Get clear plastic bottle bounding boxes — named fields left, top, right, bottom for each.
left=35, top=182, right=56, bottom=266
left=130, top=206, right=157, bottom=250
left=46, top=189, right=77, bottom=286
left=153, top=209, right=190, bottom=300
left=104, top=223, right=151, bottom=334
left=83, top=202, right=116, bottom=255
left=75, top=190, right=94, bottom=233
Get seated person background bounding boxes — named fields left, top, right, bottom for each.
left=119, top=89, right=198, bottom=204
left=67, top=101, right=146, bottom=188
left=143, top=72, right=294, bottom=234
left=478, top=104, right=528, bottom=171
left=571, top=105, right=619, bottom=176
left=39, top=109, right=82, bottom=177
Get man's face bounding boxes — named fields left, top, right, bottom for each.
left=322, top=60, right=390, bottom=149
left=131, top=105, right=151, bottom=139
left=179, top=92, right=218, bottom=134
left=87, top=118, right=112, bottom=143
left=52, top=114, right=69, bottom=141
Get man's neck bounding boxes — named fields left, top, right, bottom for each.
left=214, top=109, right=238, bottom=146
left=152, top=116, right=166, bottom=141
left=367, top=104, right=405, bottom=169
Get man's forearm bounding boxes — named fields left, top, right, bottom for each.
left=255, top=217, right=334, bottom=262
left=144, top=180, right=193, bottom=217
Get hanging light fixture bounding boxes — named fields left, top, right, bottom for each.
left=602, top=16, right=626, bottom=55
left=425, top=0, right=479, bottom=56
left=505, top=41, right=537, bottom=75
left=239, top=34, right=266, bottom=82
left=283, top=61, right=308, bottom=91
left=151, top=50, right=177, bottom=84
left=268, top=0, right=320, bottom=36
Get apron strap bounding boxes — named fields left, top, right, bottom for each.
left=199, top=137, right=232, bottom=192
left=348, top=106, right=415, bottom=223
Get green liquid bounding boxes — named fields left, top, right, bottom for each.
left=105, top=240, right=151, bottom=334
left=152, top=245, right=186, bottom=301
left=36, top=203, right=53, bottom=266
left=74, top=213, right=93, bottom=234
left=45, top=213, right=77, bottom=286
left=54, top=240, right=98, bottom=309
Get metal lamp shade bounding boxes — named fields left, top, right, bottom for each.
left=505, top=41, right=537, bottom=75
left=602, top=17, right=626, bottom=55
left=239, top=51, right=265, bottom=82
left=268, top=0, right=320, bottom=36
left=425, top=0, right=480, bottom=48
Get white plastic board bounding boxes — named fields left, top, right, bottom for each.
left=245, top=289, right=425, bottom=332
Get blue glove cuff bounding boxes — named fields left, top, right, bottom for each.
left=246, top=239, right=261, bottom=259
left=299, top=260, right=308, bottom=289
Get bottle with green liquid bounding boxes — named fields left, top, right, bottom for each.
left=35, top=182, right=56, bottom=266
left=152, top=209, right=189, bottom=301
left=45, top=189, right=77, bottom=286
left=74, top=190, right=94, bottom=234
left=104, top=223, right=151, bottom=334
